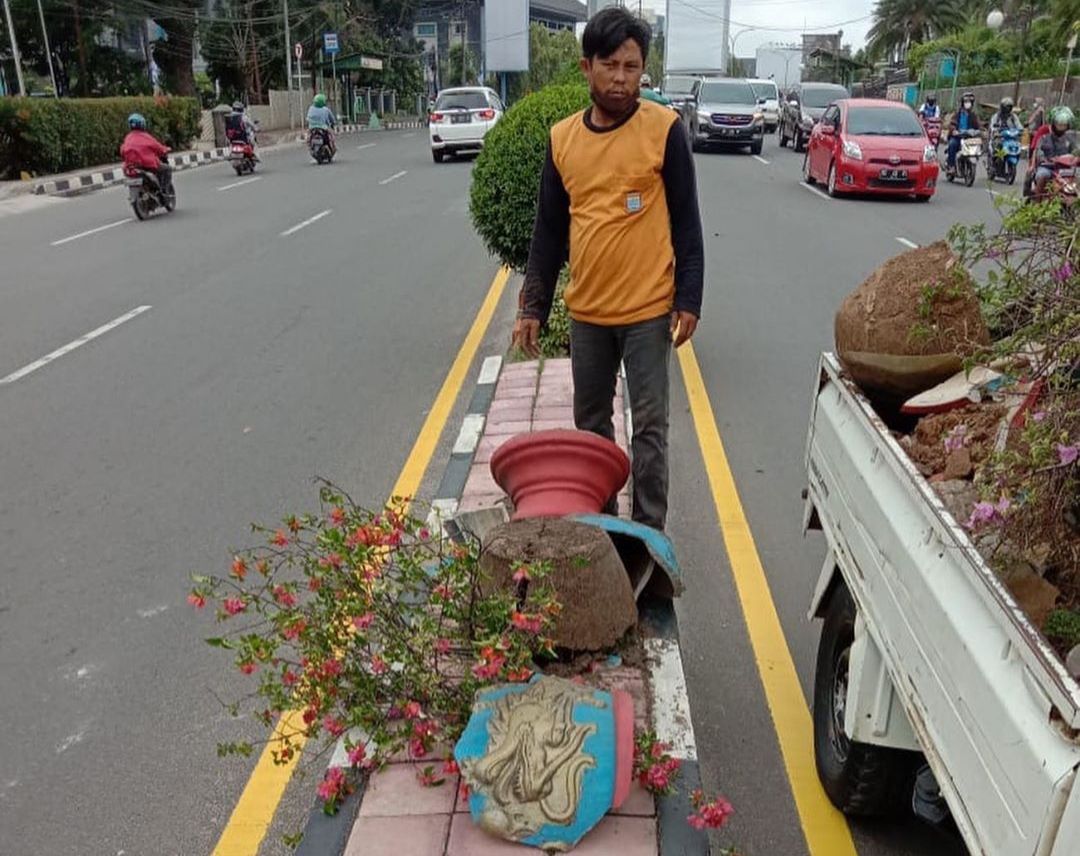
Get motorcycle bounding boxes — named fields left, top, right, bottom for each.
left=947, top=130, right=983, bottom=187
left=229, top=138, right=257, bottom=176
left=308, top=128, right=334, bottom=165
left=125, top=158, right=175, bottom=221
left=988, top=126, right=1022, bottom=184
left=921, top=115, right=942, bottom=150
left=1023, top=153, right=1079, bottom=212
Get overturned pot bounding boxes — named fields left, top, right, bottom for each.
left=490, top=429, right=630, bottom=521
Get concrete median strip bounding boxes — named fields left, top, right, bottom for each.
left=30, top=121, right=425, bottom=198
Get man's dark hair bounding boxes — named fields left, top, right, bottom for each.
left=582, top=7, right=651, bottom=62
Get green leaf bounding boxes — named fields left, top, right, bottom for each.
left=205, top=637, right=235, bottom=650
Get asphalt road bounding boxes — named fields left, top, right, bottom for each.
left=0, top=126, right=1009, bottom=856
left=0, top=132, right=515, bottom=856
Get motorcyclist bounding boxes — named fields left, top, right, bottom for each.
left=306, top=93, right=337, bottom=154
left=638, top=73, right=671, bottom=107
left=946, top=91, right=981, bottom=177
left=917, top=94, right=940, bottom=120
left=989, top=97, right=1021, bottom=136
left=225, top=101, right=258, bottom=147
left=119, top=113, right=172, bottom=193
left=1034, top=105, right=1076, bottom=196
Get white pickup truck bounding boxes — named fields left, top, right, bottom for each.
left=804, top=352, right=1080, bottom=855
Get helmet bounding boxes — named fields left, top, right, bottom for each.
left=232, top=101, right=245, bottom=112
left=313, top=94, right=327, bottom=108
left=640, top=73, right=652, bottom=88
left=127, top=113, right=146, bottom=130
left=1052, top=105, right=1074, bottom=130
left=926, top=94, right=937, bottom=103
left=1000, top=96, right=1013, bottom=113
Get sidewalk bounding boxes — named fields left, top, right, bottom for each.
left=293, top=357, right=708, bottom=856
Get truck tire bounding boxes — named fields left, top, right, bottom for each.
left=814, top=583, right=919, bottom=817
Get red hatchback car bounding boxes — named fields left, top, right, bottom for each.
left=803, top=98, right=939, bottom=201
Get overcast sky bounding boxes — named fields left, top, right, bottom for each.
left=640, top=0, right=877, bottom=55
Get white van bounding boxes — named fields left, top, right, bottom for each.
left=748, top=78, right=780, bottom=132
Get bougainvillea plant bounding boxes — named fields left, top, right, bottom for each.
left=189, top=482, right=558, bottom=815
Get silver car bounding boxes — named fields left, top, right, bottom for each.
left=682, top=78, right=766, bottom=155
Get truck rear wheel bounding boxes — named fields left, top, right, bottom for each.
left=814, top=582, right=919, bottom=817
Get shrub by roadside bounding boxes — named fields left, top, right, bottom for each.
left=469, top=83, right=590, bottom=272
left=0, top=96, right=201, bottom=179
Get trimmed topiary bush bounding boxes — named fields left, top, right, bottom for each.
left=469, top=84, right=591, bottom=272
left=0, top=96, right=201, bottom=179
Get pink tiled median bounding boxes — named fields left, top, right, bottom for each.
left=460, top=359, right=631, bottom=517
left=341, top=358, right=655, bottom=855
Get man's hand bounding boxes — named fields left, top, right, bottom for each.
left=670, top=311, right=698, bottom=348
left=513, top=317, right=542, bottom=359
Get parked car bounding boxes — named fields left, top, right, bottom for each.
left=660, top=74, right=702, bottom=115
left=748, top=78, right=780, bottom=132
left=778, top=82, right=849, bottom=152
left=681, top=77, right=766, bottom=155
left=428, top=86, right=504, bottom=163
left=802, top=98, right=938, bottom=201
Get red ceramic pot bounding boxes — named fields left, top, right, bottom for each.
left=490, top=429, right=630, bottom=520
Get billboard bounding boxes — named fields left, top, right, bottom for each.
left=665, top=0, right=730, bottom=74
left=485, top=0, right=529, bottom=72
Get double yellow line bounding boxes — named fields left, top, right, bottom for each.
left=210, top=267, right=510, bottom=856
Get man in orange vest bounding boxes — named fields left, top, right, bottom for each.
left=513, top=6, right=705, bottom=531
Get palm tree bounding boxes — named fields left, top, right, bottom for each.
left=867, top=0, right=967, bottom=61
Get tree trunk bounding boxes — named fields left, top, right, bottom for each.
left=72, top=0, right=89, bottom=94
left=248, top=10, right=262, bottom=103
left=156, top=16, right=197, bottom=96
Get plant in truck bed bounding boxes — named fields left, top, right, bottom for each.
left=948, top=200, right=1080, bottom=653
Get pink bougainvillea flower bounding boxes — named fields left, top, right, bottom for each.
left=687, top=813, right=708, bottom=830
left=409, top=737, right=428, bottom=759
left=1058, top=443, right=1079, bottom=466
left=223, top=597, right=247, bottom=616
left=432, top=583, right=453, bottom=600
left=1032, top=411, right=1048, bottom=423
left=507, top=667, right=533, bottom=682
left=273, top=586, right=297, bottom=608
left=282, top=618, right=306, bottom=641
left=282, top=669, right=299, bottom=687
left=413, top=720, right=438, bottom=739
left=317, top=766, right=346, bottom=801
left=322, top=715, right=346, bottom=737
left=1054, top=262, right=1074, bottom=282
left=328, top=506, right=346, bottom=528
left=370, top=654, right=389, bottom=675
left=443, top=758, right=460, bottom=775
left=231, top=556, right=248, bottom=581
left=347, top=743, right=367, bottom=767
left=187, top=592, right=206, bottom=609
left=511, top=565, right=531, bottom=584
left=435, top=638, right=452, bottom=655
left=403, top=701, right=423, bottom=720
left=646, top=765, right=670, bottom=791
left=419, top=527, right=431, bottom=541
left=322, top=658, right=343, bottom=678
left=352, top=613, right=374, bottom=630
left=270, top=529, right=289, bottom=547
left=510, top=611, right=543, bottom=634
left=966, top=501, right=998, bottom=530
left=319, top=552, right=344, bottom=570
left=239, top=661, right=257, bottom=675
left=416, top=766, right=444, bottom=787
left=995, top=495, right=1012, bottom=516
left=943, top=424, right=967, bottom=453
left=698, top=797, right=734, bottom=829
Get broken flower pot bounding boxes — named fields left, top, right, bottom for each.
left=490, top=429, right=630, bottom=521
left=454, top=675, right=634, bottom=852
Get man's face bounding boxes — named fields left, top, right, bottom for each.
left=962, top=100, right=973, bottom=111
left=581, top=38, right=643, bottom=117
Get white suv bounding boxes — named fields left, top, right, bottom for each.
left=429, top=87, right=504, bottom=163
left=748, top=79, right=780, bottom=132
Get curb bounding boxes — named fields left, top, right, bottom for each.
left=296, top=354, right=708, bottom=856
left=31, top=122, right=424, bottom=197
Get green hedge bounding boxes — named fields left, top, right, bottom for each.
left=469, top=84, right=591, bottom=272
left=0, top=96, right=201, bottom=179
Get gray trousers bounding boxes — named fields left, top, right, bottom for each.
left=570, top=315, right=671, bottom=531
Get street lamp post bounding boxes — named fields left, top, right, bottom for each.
left=730, top=27, right=755, bottom=75
left=35, top=0, right=58, bottom=97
